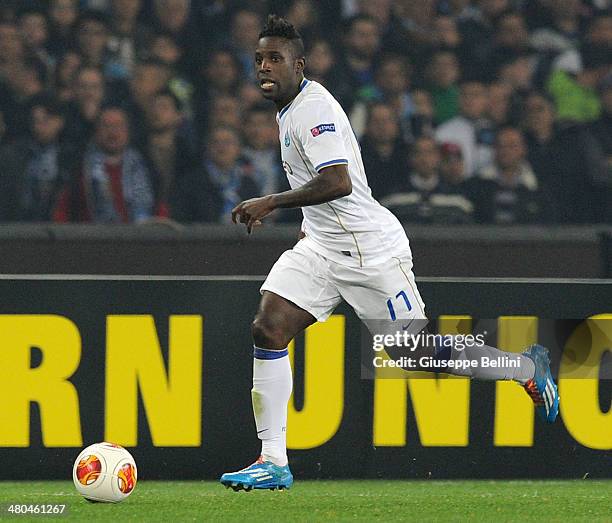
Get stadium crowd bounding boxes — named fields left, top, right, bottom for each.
left=0, top=0, right=610, bottom=225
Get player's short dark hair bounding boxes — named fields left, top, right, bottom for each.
left=258, top=14, right=304, bottom=59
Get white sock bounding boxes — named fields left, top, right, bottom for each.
left=455, top=344, right=535, bottom=383
left=436, top=338, right=535, bottom=383
left=252, top=346, right=292, bottom=467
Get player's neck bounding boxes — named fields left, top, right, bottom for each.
left=275, top=75, right=305, bottom=112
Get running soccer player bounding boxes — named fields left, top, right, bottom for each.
left=220, top=15, right=559, bottom=492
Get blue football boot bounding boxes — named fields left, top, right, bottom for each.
left=521, top=344, right=560, bottom=423
left=220, top=456, right=293, bottom=492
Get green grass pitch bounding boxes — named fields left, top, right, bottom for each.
left=1, top=480, right=610, bottom=522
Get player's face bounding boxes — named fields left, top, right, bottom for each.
left=255, top=37, right=303, bottom=103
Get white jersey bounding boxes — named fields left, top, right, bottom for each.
left=277, top=79, right=411, bottom=268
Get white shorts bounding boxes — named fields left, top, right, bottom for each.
left=260, top=238, right=427, bottom=333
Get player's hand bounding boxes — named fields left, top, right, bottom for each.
left=231, top=195, right=276, bottom=234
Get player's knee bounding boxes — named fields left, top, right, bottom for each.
left=251, top=316, right=288, bottom=349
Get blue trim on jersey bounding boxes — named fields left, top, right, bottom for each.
left=253, top=346, right=289, bottom=360
left=315, top=158, right=349, bottom=171
left=279, top=102, right=292, bottom=119
left=278, top=78, right=310, bottom=120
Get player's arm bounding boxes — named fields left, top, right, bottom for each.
left=232, top=164, right=351, bottom=233
left=274, top=163, right=352, bottom=207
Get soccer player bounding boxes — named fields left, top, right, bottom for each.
left=220, top=15, right=559, bottom=492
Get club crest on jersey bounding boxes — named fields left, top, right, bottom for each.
left=310, top=123, right=336, bottom=137
left=284, top=131, right=290, bottom=147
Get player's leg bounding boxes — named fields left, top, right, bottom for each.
left=250, top=290, right=316, bottom=468
left=336, top=255, right=558, bottom=421
left=220, top=242, right=342, bottom=490
left=427, top=336, right=558, bottom=422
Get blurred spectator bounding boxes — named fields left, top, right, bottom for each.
left=237, top=82, right=265, bottom=114
left=48, top=0, right=79, bottom=58
left=64, top=66, right=106, bottom=146
left=241, top=105, right=282, bottom=197
left=521, top=0, right=555, bottom=31
left=283, top=0, right=320, bottom=44
left=149, top=0, right=202, bottom=76
left=587, top=11, right=612, bottom=47
left=425, top=49, right=460, bottom=125
left=54, top=106, right=154, bottom=223
left=305, top=38, right=336, bottom=89
left=357, top=0, right=411, bottom=59
left=195, top=48, right=240, bottom=134
left=126, top=59, right=172, bottom=134
left=194, top=0, right=233, bottom=39
left=551, top=11, right=612, bottom=74
left=439, top=142, right=467, bottom=187
left=380, top=136, right=474, bottom=223
left=147, top=33, right=194, bottom=116
left=0, top=20, right=27, bottom=79
left=359, top=102, right=409, bottom=199
left=0, top=0, right=606, bottom=226
left=391, top=0, right=439, bottom=57
left=589, top=76, right=612, bottom=222
left=1, top=57, right=47, bottom=141
left=75, top=10, right=111, bottom=69
left=590, top=75, right=612, bottom=173
left=487, top=81, right=515, bottom=126
left=106, top=0, right=149, bottom=80
left=356, top=0, right=394, bottom=33
left=157, top=127, right=261, bottom=223
left=349, top=54, right=413, bottom=139
left=0, top=95, right=73, bottom=221
left=469, top=126, right=541, bottom=224
left=335, top=14, right=382, bottom=109
left=529, top=0, right=584, bottom=54
left=438, top=0, right=473, bottom=18
left=522, top=91, right=605, bottom=223
left=435, top=80, right=495, bottom=176
left=143, top=89, right=199, bottom=220
left=497, top=51, right=538, bottom=92
left=150, top=31, right=182, bottom=66
left=228, top=9, right=262, bottom=82
left=196, top=48, right=240, bottom=98
left=200, top=126, right=260, bottom=223
left=486, top=10, right=535, bottom=82
left=547, top=44, right=610, bottom=122
left=208, top=94, right=242, bottom=131
left=408, top=89, right=436, bottom=142
left=434, top=15, right=462, bottom=50
left=54, top=50, right=82, bottom=102
left=17, top=7, right=54, bottom=76
left=458, top=0, right=511, bottom=80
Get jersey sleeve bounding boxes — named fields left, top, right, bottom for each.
left=294, top=99, right=349, bottom=172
